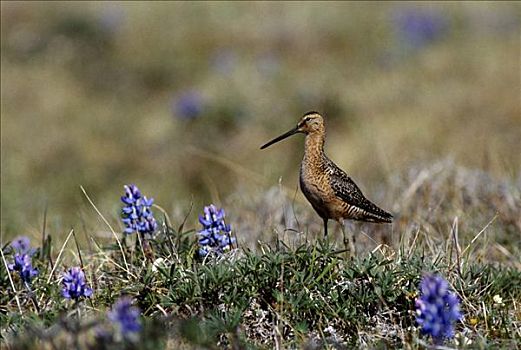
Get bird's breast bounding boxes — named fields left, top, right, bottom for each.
left=299, top=161, right=332, bottom=214
left=299, top=159, right=351, bottom=221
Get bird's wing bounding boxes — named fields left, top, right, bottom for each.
left=325, top=158, right=393, bottom=222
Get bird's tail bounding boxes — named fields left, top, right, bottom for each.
left=356, top=202, right=393, bottom=223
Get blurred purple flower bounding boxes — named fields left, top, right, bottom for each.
left=8, top=253, right=38, bottom=283
left=211, top=49, right=237, bottom=76
left=172, top=91, right=204, bottom=120
left=394, top=8, right=448, bottom=50
left=108, top=297, right=142, bottom=340
left=416, top=274, right=462, bottom=343
left=198, top=204, right=235, bottom=257
left=98, top=4, right=125, bottom=34
left=61, top=267, right=93, bottom=300
left=10, top=236, right=31, bottom=254
left=256, top=52, right=280, bottom=77
left=121, top=184, right=157, bottom=236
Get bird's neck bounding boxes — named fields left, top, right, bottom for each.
left=303, top=132, right=325, bottom=166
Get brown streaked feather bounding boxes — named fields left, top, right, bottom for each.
left=324, top=157, right=393, bottom=223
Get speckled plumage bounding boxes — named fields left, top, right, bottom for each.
left=325, top=157, right=393, bottom=223
left=261, top=111, right=392, bottom=238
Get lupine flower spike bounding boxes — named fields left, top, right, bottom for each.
left=10, top=236, right=32, bottom=254
left=108, top=297, right=142, bottom=341
left=8, top=236, right=38, bottom=284
left=198, top=204, right=235, bottom=257
left=394, top=8, right=447, bottom=50
left=8, top=253, right=38, bottom=283
left=416, top=274, right=462, bottom=343
left=121, top=184, right=157, bottom=236
left=61, top=267, right=93, bottom=300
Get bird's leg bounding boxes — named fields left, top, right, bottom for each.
left=339, top=219, right=356, bottom=258
left=352, top=228, right=356, bottom=254
left=323, top=218, right=328, bottom=237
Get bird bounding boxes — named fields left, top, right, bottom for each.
left=260, top=111, right=392, bottom=253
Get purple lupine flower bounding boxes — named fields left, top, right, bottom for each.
left=121, top=184, right=157, bottom=236
left=416, top=274, right=462, bottom=343
left=198, top=204, right=235, bottom=257
left=393, top=7, right=448, bottom=50
left=108, top=297, right=142, bottom=339
left=172, top=90, right=204, bottom=120
left=61, top=267, right=93, bottom=300
left=10, top=236, right=31, bottom=254
left=8, top=253, right=38, bottom=283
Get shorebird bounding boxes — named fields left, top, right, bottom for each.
left=260, top=111, right=392, bottom=253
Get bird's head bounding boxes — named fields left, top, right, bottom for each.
left=296, top=111, right=324, bottom=134
left=260, top=111, right=325, bottom=149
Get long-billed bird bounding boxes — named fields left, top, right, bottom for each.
left=260, top=111, right=392, bottom=253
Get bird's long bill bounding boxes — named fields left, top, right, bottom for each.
left=260, top=127, right=298, bottom=149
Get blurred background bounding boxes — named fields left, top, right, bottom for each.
left=1, top=2, right=520, bottom=247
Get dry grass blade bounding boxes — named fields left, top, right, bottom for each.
left=186, top=145, right=265, bottom=185
left=461, top=214, right=498, bottom=257
left=407, top=226, right=421, bottom=260
left=153, top=204, right=173, bottom=229
left=494, top=243, right=521, bottom=270
left=46, top=228, right=74, bottom=284
left=450, top=216, right=462, bottom=276
left=1, top=247, right=23, bottom=314
left=79, top=185, right=130, bottom=273
left=90, top=237, right=135, bottom=279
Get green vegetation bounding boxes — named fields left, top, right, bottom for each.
left=2, top=161, right=520, bottom=348
left=1, top=2, right=520, bottom=349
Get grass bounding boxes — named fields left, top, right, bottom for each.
left=2, top=2, right=520, bottom=237
left=1, top=2, right=520, bottom=349
left=1, top=161, right=520, bottom=349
